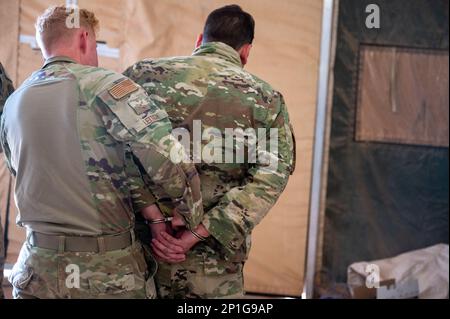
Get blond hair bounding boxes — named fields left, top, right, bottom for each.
left=35, top=6, right=99, bottom=49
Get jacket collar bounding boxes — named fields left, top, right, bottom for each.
left=192, top=42, right=242, bottom=67
left=42, top=56, right=77, bottom=69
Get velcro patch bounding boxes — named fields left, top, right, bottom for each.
left=109, top=79, right=139, bottom=100
left=143, top=113, right=165, bottom=126
left=128, top=96, right=150, bottom=115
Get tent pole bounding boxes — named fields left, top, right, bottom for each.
left=303, top=0, right=336, bottom=299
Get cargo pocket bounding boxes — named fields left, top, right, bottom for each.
left=204, top=260, right=242, bottom=276
left=203, top=252, right=242, bottom=276
left=203, top=241, right=247, bottom=277
left=87, top=265, right=143, bottom=296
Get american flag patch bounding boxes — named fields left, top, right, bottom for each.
left=108, top=79, right=139, bottom=100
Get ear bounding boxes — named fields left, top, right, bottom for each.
left=195, top=34, right=203, bottom=49
left=238, top=44, right=252, bottom=66
left=35, top=31, right=48, bottom=59
left=79, top=30, right=89, bottom=54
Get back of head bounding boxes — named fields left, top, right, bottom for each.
left=203, top=5, right=255, bottom=51
left=35, top=6, right=99, bottom=61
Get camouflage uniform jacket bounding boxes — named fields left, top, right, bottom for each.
left=0, top=56, right=203, bottom=237
left=125, top=42, right=296, bottom=264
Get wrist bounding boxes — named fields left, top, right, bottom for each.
left=194, top=223, right=210, bottom=239
left=141, top=204, right=163, bottom=221
left=147, top=217, right=173, bottom=225
left=188, top=224, right=210, bottom=243
left=178, top=230, right=201, bottom=251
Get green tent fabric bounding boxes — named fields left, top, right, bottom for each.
left=322, top=0, right=449, bottom=283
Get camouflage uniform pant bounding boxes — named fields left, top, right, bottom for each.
left=155, top=251, right=245, bottom=299
left=9, top=239, right=157, bottom=299
left=134, top=218, right=245, bottom=299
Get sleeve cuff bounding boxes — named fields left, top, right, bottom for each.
left=202, top=209, right=246, bottom=256
left=131, top=190, right=157, bottom=212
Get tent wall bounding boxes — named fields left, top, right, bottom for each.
left=0, top=0, right=22, bottom=266
left=17, top=0, right=123, bottom=84
left=0, top=159, right=21, bottom=266
left=321, top=0, right=449, bottom=284
left=0, top=0, right=19, bottom=85
left=0, top=0, right=323, bottom=296
left=0, top=0, right=20, bottom=86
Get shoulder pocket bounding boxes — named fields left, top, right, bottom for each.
left=98, top=78, right=168, bottom=135
left=87, top=264, right=143, bottom=296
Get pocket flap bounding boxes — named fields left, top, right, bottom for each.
left=88, top=271, right=140, bottom=295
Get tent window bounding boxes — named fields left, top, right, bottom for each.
left=355, top=45, right=449, bottom=147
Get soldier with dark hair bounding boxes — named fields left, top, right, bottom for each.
left=125, top=5, right=296, bottom=299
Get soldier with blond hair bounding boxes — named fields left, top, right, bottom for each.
left=0, top=6, right=203, bottom=299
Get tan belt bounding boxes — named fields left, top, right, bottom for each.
left=27, top=230, right=135, bottom=253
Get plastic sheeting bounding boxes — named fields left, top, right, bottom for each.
left=321, top=0, right=449, bottom=285
left=348, top=244, right=449, bottom=299
left=0, top=0, right=323, bottom=296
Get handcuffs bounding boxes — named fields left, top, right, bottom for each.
left=146, top=217, right=207, bottom=241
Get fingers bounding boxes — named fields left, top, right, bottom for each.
left=149, top=223, right=166, bottom=234
left=151, top=241, right=185, bottom=264
left=151, top=246, right=183, bottom=263
left=155, top=233, right=185, bottom=254
left=149, top=230, right=190, bottom=264
left=158, top=233, right=186, bottom=253
left=152, top=237, right=176, bottom=254
left=152, top=248, right=183, bottom=264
